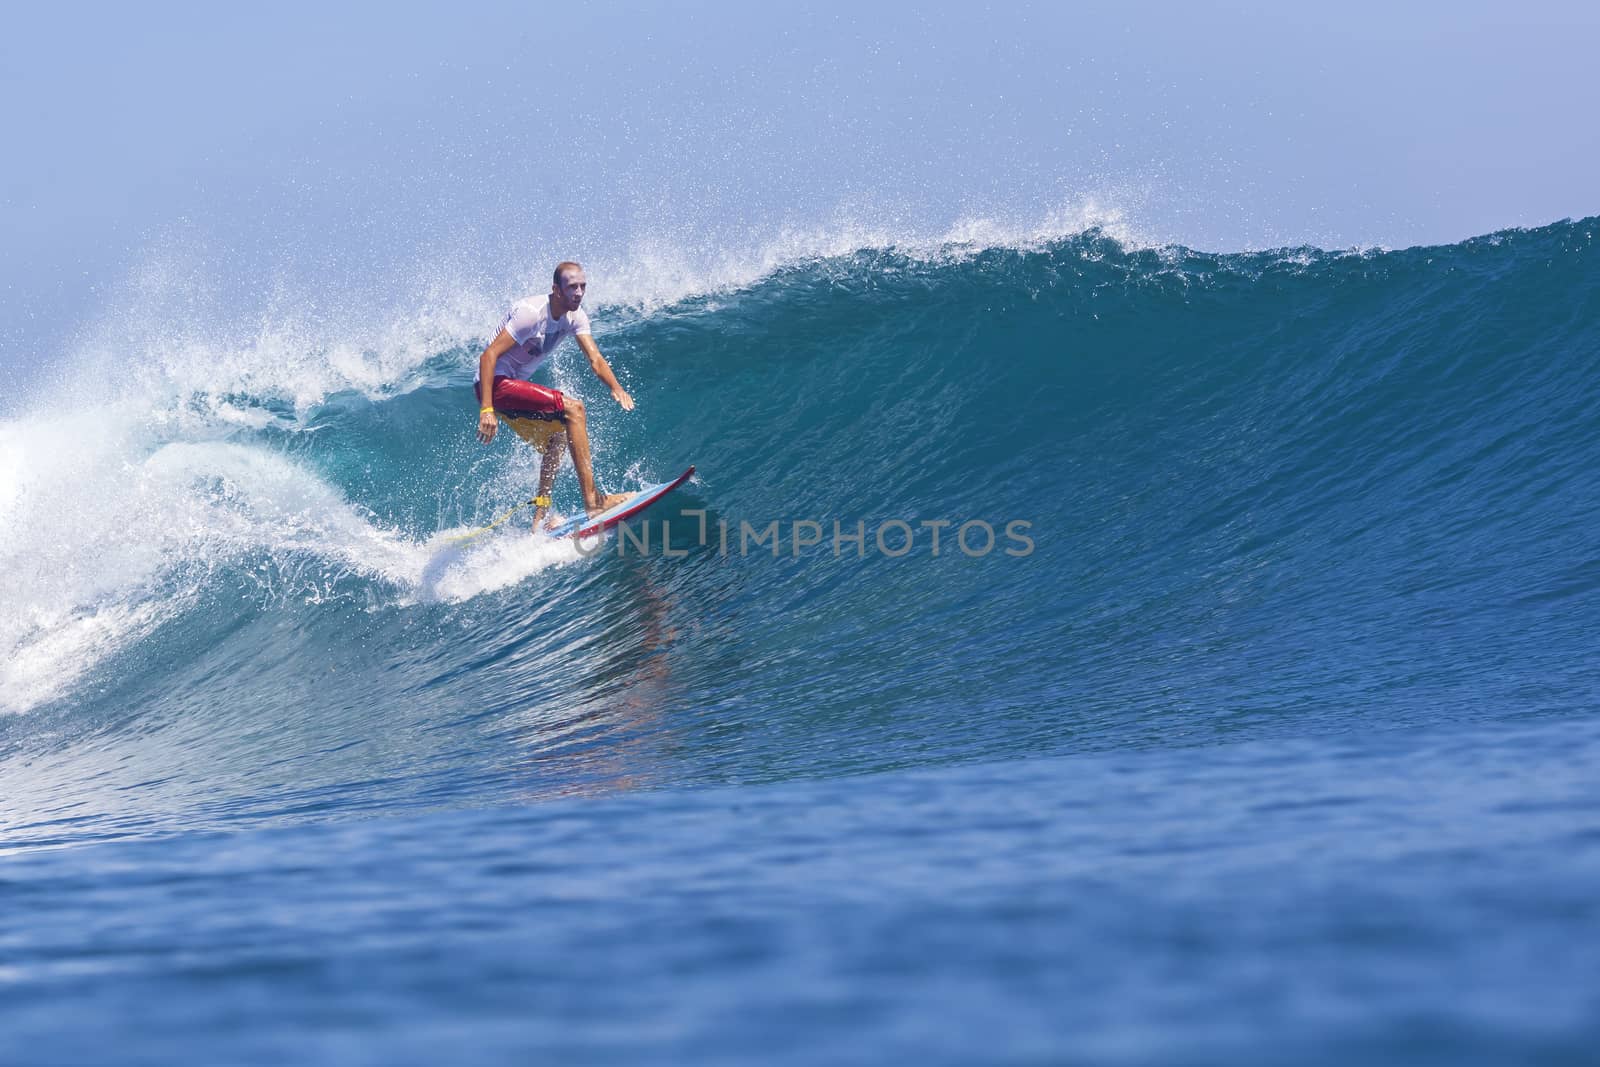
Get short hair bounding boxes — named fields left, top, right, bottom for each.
left=553, top=261, right=583, bottom=286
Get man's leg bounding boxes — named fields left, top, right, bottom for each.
left=490, top=379, right=627, bottom=519
left=533, top=432, right=564, bottom=530
left=562, top=396, right=631, bottom=516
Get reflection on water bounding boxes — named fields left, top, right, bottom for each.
left=499, top=558, right=684, bottom=804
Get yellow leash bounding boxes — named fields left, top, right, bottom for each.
left=446, top=495, right=553, bottom=545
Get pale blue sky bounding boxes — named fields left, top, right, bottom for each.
left=3, top=1, right=1596, bottom=368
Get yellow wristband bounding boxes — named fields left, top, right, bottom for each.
left=480, top=406, right=495, bottom=414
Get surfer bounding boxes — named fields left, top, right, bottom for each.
left=475, top=261, right=634, bottom=528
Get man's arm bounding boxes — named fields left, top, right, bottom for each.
left=477, top=328, right=519, bottom=443
left=576, top=334, right=635, bottom=411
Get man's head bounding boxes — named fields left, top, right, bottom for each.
left=552, top=261, right=587, bottom=313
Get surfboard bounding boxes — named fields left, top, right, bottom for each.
left=546, top=465, right=696, bottom=540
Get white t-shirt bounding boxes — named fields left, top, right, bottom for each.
left=477, top=296, right=592, bottom=383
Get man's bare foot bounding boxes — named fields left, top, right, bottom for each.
left=586, top=491, right=634, bottom=517
left=541, top=511, right=564, bottom=532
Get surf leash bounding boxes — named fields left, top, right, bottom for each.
left=446, top=495, right=553, bottom=545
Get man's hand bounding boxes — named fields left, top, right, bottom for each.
left=578, top=335, right=634, bottom=412
left=477, top=409, right=498, bottom=444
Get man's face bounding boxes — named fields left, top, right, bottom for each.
left=555, top=269, right=588, bottom=310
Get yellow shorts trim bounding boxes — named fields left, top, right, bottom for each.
left=503, top=414, right=566, bottom=450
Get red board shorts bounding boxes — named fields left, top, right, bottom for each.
left=478, top=376, right=567, bottom=447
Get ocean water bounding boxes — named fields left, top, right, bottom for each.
left=3, top=219, right=1599, bottom=1063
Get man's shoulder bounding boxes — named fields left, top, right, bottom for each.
left=510, top=294, right=552, bottom=317
left=503, top=295, right=552, bottom=335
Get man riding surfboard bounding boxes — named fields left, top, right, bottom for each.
left=475, top=261, right=633, bottom=529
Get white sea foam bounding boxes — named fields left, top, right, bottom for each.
left=412, top=527, right=589, bottom=605
left=0, top=413, right=178, bottom=714
left=0, top=410, right=597, bottom=714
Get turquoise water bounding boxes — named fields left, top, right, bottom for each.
left=3, top=220, right=1599, bottom=1062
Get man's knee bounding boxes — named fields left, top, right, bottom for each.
left=565, top=396, right=586, bottom=419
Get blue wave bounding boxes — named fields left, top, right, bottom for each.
left=7, top=221, right=1600, bottom=788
